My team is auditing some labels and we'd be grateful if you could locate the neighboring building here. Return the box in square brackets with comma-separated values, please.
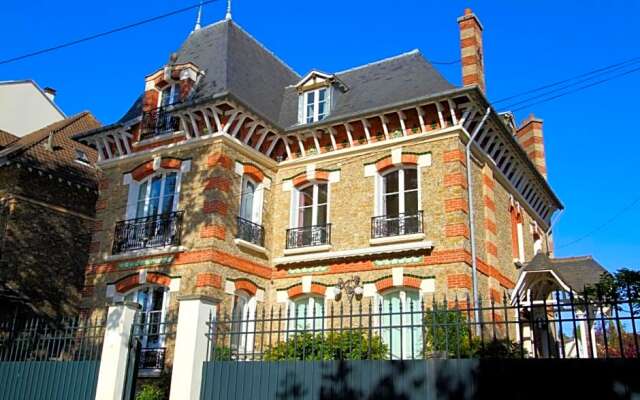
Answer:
[0, 112, 101, 319]
[76, 9, 574, 369]
[0, 80, 65, 137]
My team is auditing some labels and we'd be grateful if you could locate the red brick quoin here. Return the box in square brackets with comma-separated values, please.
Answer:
[115, 272, 171, 293]
[130, 158, 183, 181]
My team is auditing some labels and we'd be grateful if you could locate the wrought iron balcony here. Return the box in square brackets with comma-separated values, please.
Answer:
[236, 216, 265, 247]
[371, 211, 423, 239]
[140, 106, 180, 141]
[139, 347, 166, 370]
[286, 224, 332, 249]
[112, 211, 184, 254]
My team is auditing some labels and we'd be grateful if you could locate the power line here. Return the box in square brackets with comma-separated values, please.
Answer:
[493, 56, 640, 105]
[0, 0, 220, 66]
[556, 194, 640, 250]
[508, 65, 640, 112]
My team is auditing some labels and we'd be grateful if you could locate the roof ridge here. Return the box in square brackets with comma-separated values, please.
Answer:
[334, 49, 421, 76]
[228, 20, 300, 78]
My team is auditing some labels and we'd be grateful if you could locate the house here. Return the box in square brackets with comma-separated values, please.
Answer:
[0, 112, 101, 319]
[0, 80, 65, 136]
[76, 9, 576, 368]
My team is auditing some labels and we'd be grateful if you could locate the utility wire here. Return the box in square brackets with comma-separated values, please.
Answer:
[556, 194, 640, 250]
[0, 0, 220, 66]
[493, 56, 640, 105]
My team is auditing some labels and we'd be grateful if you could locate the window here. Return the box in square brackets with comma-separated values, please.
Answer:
[75, 149, 91, 166]
[289, 296, 324, 332]
[533, 232, 543, 255]
[231, 291, 256, 356]
[239, 176, 262, 223]
[373, 168, 421, 237]
[511, 207, 525, 262]
[125, 285, 168, 350]
[378, 289, 422, 360]
[159, 83, 180, 107]
[135, 172, 178, 218]
[303, 88, 329, 124]
[296, 183, 328, 228]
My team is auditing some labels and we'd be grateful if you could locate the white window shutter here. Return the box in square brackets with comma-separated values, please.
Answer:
[297, 94, 304, 124]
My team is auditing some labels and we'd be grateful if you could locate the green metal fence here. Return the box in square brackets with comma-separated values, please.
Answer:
[200, 359, 640, 400]
[0, 317, 105, 400]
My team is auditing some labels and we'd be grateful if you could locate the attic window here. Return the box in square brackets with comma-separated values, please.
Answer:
[75, 149, 91, 166]
[302, 88, 330, 124]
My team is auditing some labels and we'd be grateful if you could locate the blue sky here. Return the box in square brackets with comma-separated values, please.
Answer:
[2, 1, 638, 271]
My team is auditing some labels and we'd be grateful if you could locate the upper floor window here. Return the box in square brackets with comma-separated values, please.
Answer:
[296, 183, 328, 228]
[239, 176, 261, 223]
[303, 88, 329, 124]
[159, 83, 180, 108]
[381, 168, 419, 217]
[136, 172, 178, 218]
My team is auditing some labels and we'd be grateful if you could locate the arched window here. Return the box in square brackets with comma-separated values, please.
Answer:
[239, 176, 260, 223]
[289, 295, 324, 332]
[289, 182, 330, 248]
[135, 171, 178, 218]
[374, 167, 421, 237]
[231, 291, 257, 356]
[125, 285, 169, 351]
[378, 289, 422, 360]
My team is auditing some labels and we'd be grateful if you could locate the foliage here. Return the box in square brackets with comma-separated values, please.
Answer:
[135, 384, 164, 400]
[583, 268, 640, 315]
[211, 346, 233, 361]
[423, 309, 527, 359]
[263, 330, 388, 361]
[594, 322, 638, 358]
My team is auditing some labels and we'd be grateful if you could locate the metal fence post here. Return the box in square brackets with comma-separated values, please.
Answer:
[95, 302, 140, 400]
[169, 295, 218, 400]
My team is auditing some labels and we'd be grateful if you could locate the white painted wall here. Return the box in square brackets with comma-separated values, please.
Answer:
[0, 81, 65, 136]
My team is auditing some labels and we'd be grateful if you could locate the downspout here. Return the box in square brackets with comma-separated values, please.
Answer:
[465, 107, 491, 332]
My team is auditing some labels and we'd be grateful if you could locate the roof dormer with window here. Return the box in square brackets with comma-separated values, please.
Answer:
[295, 71, 347, 125]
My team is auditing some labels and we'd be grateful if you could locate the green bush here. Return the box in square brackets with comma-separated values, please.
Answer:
[211, 346, 233, 361]
[263, 330, 388, 361]
[135, 384, 164, 400]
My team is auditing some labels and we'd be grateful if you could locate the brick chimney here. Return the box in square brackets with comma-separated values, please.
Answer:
[457, 8, 485, 93]
[516, 114, 547, 178]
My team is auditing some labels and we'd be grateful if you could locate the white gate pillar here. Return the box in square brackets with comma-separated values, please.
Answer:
[95, 302, 140, 400]
[169, 295, 218, 400]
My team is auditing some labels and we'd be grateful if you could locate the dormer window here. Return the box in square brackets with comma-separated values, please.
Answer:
[75, 149, 91, 166]
[304, 88, 329, 124]
[159, 83, 180, 108]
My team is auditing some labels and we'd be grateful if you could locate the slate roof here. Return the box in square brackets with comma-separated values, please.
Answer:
[117, 19, 455, 131]
[0, 112, 102, 188]
[522, 253, 609, 291]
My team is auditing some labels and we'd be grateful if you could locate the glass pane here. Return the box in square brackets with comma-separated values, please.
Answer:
[240, 179, 255, 220]
[318, 89, 326, 101]
[160, 87, 172, 107]
[299, 186, 313, 207]
[136, 181, 148, 218]
[147, 176, 162, 216]
[151, 288, 164, 311]
[316, 204, 327, 226]
[384, 171, 399, 194]
[317, 184, 327, 204]
[161, 173, 177, 214]
[295, 301, 307, 331]
[405, 169, 418, 190]
[405, 191, 418, 214]
[301, 207, 313, 227]
[385, 194, 399, 216]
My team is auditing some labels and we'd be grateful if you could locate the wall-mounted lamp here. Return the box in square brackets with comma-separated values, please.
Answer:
[335, 276, 364, 302]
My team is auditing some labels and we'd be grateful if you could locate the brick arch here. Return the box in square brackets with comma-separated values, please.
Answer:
[234, 278, 260, 296]
[114, 272, 171, 293]
[374, 276, 422, 293]
[375, 154, 418, 174]
[291, 170, 330, 188]
[287, 283, 327, 299]
[242, 163, 265, 183]
[130, 157, 183, 181]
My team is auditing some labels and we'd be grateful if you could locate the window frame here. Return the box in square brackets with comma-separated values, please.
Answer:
[231, 290, 257, 355]
[375, 288, 423, 360]
[288, 295, 325, 333]
[302, 87, 330, 124]
[291, 182, 330, 229]
[375, 166, 421, 217]
[124, 284, 169, 349]
[239, 175, 263, 224]
[158, 83, 180, 108]
[126, 169, 183, 220]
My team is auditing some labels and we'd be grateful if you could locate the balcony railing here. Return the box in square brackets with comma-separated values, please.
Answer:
[236, 216, 265, 247]
[371, 211, 423, 239]
[112, 211, 184, 254]
[139, 347, 166, 370]
[140, 106, 180, 141]
[286, 224, 332, 249]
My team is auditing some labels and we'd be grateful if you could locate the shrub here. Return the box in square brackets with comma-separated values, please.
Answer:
[263, 330, 388, 361]
[136, 384, 164, 400]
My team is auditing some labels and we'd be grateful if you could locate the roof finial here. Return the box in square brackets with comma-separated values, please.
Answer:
[225, 0, 232, 20]
[193, 0, 203, 31]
